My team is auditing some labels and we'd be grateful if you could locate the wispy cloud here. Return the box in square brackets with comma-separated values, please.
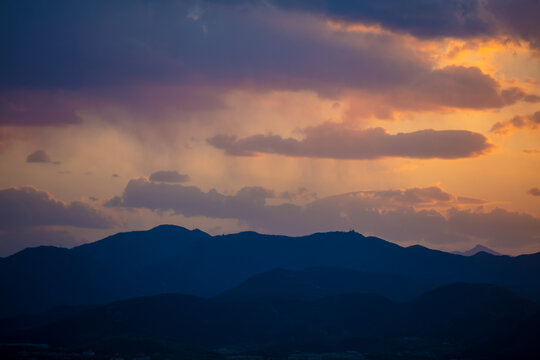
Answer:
[491, 111, 540, 134]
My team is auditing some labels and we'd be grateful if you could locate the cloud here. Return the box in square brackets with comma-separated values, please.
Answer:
[404, 68, 539, 110]
[1, 0, 536, 128]
[447, 207, 540, 248]
[490, 111, 540, 134]
[268, 0, 540, 49]
[279, 187, 318, 201]
[528, 187, 540, 197]
[108, 178, 274, 219]
[268, 0, 492, 39]
[337, 186, 485, 209]
[149, 170, 191, 183]
[208, 122, 494, 160]
[108, 178, 539, 249]
[26, 149, 51, 163]
[487, 0, 540, 50]
[0, 186, 114, 230]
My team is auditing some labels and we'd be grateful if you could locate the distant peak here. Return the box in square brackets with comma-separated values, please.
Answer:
[452, 244, 502, 256]
[150, 224, 189, 231]
[149, 225, 210, 236]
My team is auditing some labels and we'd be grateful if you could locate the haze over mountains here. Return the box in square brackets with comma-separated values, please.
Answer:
[1, 225, 539, 359]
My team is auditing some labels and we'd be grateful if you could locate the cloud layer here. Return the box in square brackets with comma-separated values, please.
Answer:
[208, 123, 494, 160]
[0, 186, 113, 230]
[269, 0, 540, 48]
[108, 178, 540, 249]
[1, 1, 537, 127]
[0, 186, 114, 256]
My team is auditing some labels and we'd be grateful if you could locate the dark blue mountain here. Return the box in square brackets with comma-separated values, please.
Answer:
[1, 225, 539, 318]
[216, 267, 441, 302]
[0, 246, 131, 317]
[2, 283, 538, 359]
[73, 224, 210, 272]
[143, 230, 540, 299]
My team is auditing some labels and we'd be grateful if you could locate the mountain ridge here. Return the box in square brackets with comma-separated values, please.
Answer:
[1, 225, 539, 318]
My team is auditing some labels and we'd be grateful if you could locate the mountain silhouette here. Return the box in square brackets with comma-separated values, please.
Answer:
[73, 225, 210, 272]
[1, 225, 539, 318]
[1, 283, 538, 359]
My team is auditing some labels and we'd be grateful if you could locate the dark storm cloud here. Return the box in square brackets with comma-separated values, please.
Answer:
[208, 122, 494, 160]
[149, 170, 191, 183]
[1, 0, 536, 127]
[268, 0, 492, 38]
[267, 0, 540, 48]
[487, 0, 540, 49]
[0, 0, 417, 90]
[490, 111, 540, 134]
[109, 179, 539, 248]
[26, 150, 51, 163]
[0, 186, 114, 230]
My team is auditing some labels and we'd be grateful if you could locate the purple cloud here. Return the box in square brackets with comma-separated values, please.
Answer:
[208, 122, 494, 160]
[149, 170, 191, 183]
[1, 1, 537, 127]
[0, 186, 114, 230]
[267, 0, 540, 49]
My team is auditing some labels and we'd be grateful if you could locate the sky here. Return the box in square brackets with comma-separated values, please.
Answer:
[1, 0, 539, 256]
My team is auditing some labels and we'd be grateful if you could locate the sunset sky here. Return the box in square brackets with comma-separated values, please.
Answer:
[1, 0, 539, 256]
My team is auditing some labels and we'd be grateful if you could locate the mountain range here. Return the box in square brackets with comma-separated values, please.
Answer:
[1, 225, 539, 318]
[1, 225, 539, 359]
